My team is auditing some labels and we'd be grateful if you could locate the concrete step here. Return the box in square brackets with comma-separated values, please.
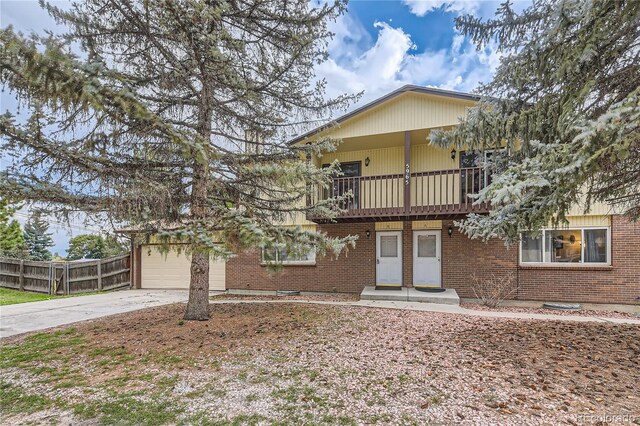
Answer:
[360, 286, 460, 305]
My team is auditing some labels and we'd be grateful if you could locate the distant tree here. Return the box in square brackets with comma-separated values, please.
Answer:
[0, 198, 27, 258]
[66, 234, 126, 260]
[23, 212, 54, 261]
[431, 0, 640, 242]
[52, 252, 65, 261]
[0, 1, 356, 320]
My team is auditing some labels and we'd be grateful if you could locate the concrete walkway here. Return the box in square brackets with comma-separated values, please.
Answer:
[210, 299, 640, 325]
[0, 290, 189, 338]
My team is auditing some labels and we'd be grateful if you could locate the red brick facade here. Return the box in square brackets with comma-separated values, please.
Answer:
[440, 219, 518, 298]
[226, 223, 375, 293]
[226, 216, 640, 305]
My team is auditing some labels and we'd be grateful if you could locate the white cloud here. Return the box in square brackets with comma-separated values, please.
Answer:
[357, 22, 415, 81]
[317, 19, 417, 103]
[317, 18, 502, 108]
[401, 0, 481, 17]
[401, 0, 532, 19]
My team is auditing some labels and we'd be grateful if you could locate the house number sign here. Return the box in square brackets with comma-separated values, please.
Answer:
[405, 163, 410, 185]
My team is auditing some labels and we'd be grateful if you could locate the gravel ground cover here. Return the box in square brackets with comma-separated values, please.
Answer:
[1, 303, 638, 425]
[461, 303, 640, 319]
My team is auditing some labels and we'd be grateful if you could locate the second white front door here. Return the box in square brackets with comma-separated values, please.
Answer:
[376, 231, 402, 285]
[413, 230, 441, 287]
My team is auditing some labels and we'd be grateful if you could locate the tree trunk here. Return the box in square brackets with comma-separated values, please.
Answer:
[184, 160, 211, 320]
[184, 250, 210, 320]
[184, 84, 213, 321]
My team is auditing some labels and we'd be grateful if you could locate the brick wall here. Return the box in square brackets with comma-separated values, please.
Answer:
[225, 216, 640, 304]
[402, 221, 413, 287]
[441, 220, 519, 298]
[226, 222, 375, 293]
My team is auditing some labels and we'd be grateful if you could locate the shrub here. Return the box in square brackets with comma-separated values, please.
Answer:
[470, 273, 516, 308]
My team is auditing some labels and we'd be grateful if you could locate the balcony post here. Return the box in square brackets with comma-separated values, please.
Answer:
[404, 130, 411, 214]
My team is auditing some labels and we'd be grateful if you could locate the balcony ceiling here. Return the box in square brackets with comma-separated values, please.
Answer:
[333, 127, 454, 152]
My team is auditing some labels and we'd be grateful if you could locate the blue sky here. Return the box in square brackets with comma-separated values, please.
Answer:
[0, 0, 529, 254]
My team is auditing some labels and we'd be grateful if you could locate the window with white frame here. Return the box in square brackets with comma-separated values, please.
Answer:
[261, 247, 316, 265]
[520, 228, 609, 264]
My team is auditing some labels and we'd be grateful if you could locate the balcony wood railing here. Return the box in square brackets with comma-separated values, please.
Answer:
[308, 167, 490, 221]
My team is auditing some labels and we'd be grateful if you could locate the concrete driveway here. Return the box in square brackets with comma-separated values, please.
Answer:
[0, 290, 190, 339]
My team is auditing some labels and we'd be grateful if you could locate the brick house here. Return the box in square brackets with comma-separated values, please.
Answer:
[131, 85, 640, 305]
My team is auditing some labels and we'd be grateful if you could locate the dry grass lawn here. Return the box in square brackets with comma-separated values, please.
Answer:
[1, 302, 638, 425]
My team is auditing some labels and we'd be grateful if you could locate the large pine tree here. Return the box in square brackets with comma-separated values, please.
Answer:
[23, 211, 54, 261]
[431, 0, 639, 242]
[0, 1, 355, 319]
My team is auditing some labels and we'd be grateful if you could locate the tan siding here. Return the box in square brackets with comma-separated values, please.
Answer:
[281, 209, 316, 226]
[375, 221, 403, 230]
[411, 142, 457, 173]
[412, 220, 443, 230]
[567, 202, 618, 217]
[559, 215, 611, 228]
[314, 93, 473, 140]
[321, 146, 404, 176]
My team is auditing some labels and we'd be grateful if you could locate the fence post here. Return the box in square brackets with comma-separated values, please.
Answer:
[64, 263, 70, 295]
[19, 260, 24, 291]
[48, 263, 53, 295]
[97, 259, 103, 291]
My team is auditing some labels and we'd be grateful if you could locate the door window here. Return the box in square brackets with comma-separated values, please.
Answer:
[417, 234, 437, 257]
[380, 236, 398, 257]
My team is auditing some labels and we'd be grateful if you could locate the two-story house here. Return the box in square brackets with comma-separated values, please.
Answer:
[132, 85, 639, 305]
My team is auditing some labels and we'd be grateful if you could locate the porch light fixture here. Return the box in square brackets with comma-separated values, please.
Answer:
[365, 229, 371, 239]
[365, 157, 370, 167]
[448, 225, 453, 238]
[450, 148, 457, 161]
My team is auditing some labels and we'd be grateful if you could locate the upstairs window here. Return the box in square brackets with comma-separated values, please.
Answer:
[520, 228, 610, 265]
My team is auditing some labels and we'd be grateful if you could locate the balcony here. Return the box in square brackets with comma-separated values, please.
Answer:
[308, 167, 490, 222]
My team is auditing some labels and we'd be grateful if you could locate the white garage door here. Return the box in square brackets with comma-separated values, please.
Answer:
[140, 246, 225, 290]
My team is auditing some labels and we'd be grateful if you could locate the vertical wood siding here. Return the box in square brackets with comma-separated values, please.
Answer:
[314, 93, 473, 140]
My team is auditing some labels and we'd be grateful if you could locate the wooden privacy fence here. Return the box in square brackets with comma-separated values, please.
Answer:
[0, 253, 131, 295]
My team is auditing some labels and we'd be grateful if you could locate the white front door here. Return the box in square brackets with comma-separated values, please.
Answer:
[376, 231, 403, 286]
[413, 230, 441, 287]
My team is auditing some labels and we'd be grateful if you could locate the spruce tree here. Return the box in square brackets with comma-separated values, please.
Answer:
[0, 1, 355, 319]
[23, 212, 54, 261]
[0, 198, 27, 258]
[430, 0, 639, 243]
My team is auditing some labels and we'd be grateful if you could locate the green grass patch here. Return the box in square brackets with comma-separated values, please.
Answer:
[0, 328, 86, 368]
[0, 287, 99, 306]
[0, 287, 60, 305]
[73, 392, 183, 426]
[0, 381, 54, 415]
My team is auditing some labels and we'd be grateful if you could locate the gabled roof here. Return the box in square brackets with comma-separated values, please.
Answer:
[289, 85, 479, 145]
